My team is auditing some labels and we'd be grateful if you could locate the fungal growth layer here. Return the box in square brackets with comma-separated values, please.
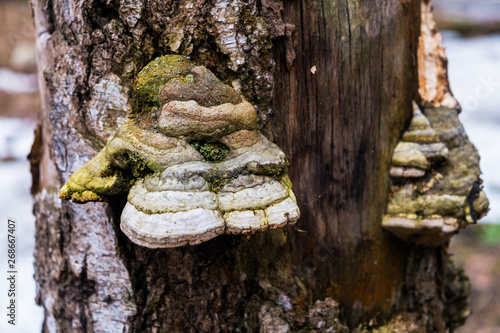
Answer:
[59, 55, 300, 248]
[383, 102, 489, 246]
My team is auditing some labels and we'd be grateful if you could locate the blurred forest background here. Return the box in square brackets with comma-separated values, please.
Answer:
[0, 0, 498, 332]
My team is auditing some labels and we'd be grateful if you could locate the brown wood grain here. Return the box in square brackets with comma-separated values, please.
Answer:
[271, 0, 419, 323]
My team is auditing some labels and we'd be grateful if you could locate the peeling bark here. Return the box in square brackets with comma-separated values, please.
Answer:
[418, 0, 458, 109]
[30, 0, 475, 332]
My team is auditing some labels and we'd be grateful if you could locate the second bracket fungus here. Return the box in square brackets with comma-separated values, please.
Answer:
[59, 55, 300, 248]
[383, 102, 488, 246]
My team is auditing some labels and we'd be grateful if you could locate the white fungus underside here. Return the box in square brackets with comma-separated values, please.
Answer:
[121, 197, 300, 248]
[382, 215, 459, 247]
[121, 160, 300, 248]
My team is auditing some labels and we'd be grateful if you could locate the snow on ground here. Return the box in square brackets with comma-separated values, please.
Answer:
[442, 31, 500, 224]
[434, 0, 500, 24]
[0, 117, 44, 332]
[0, 69, 37, 94]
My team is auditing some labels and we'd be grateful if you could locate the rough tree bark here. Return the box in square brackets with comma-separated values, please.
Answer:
[30, 0, 475, 332]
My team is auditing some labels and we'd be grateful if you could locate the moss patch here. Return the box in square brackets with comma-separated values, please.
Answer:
[208, 177, 232, 194]
[190, 140, 229, 163]
[134, 55, 195, 112]
[129, 151, 152, 177]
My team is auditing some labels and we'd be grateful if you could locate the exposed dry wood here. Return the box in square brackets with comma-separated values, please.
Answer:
[418, 0, 458, 108]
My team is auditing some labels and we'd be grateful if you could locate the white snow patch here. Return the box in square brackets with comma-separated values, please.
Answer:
[0, 68, 38, 94]
[0, 118, 44, 332]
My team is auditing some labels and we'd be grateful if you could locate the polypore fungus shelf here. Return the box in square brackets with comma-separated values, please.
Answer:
[59, 55, 300, 248]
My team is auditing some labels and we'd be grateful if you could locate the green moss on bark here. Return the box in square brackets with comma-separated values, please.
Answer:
[133, 55, 195, 112]
[190, 140, 230, 163]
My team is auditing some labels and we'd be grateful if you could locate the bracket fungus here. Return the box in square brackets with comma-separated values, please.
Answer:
[383, 102, 489, 246]
[59, 55, 300, 248]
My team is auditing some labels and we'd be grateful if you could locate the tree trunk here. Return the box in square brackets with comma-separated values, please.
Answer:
[30, 0, 476, 332]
